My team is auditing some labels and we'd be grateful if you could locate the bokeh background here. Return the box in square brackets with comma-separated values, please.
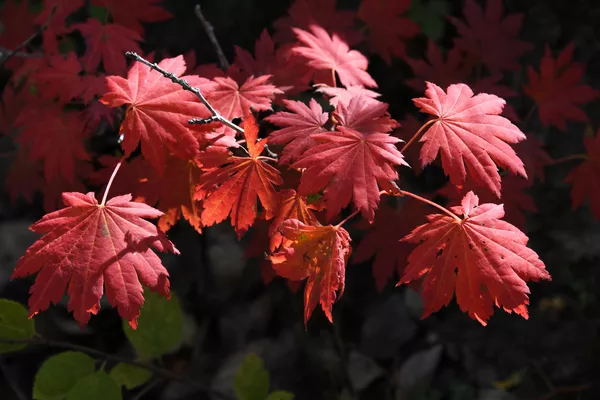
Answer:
[1, 0, 600, 399]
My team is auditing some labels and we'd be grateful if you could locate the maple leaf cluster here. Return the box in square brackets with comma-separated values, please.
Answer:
[2, 0, 597, 329]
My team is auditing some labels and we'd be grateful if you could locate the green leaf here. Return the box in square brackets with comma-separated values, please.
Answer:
[408, 0, 449, 41]
[0, 299, 36, 353]
[89, 5, 109, 24]
[109, 362, 152, 390]
[123, 291, 183, 359]
[267, 391, 295, 400]
[234, 353, 270, 400]
[33, 351, 96, 400]
[66, 371, 122, 400]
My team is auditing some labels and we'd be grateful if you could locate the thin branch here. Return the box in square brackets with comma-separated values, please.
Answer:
[545, 154, 587, 166]
[101, 155, 125, 206]
[401, 119, 435, 154]
[125, 52, 244, 135]
[0, 5, 57, 68]
[0, 338, 233, 400]
[0, 47, 44, 59]
[335, 209, 360, 228]
[394, 189, 462, 222]
[194, 4, 230, 70]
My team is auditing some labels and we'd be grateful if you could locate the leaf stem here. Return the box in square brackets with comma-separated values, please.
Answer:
[125, 52, 244, 135]
[194, 5, 230, 71]
[545, 154, 587, 166]
[397, 189, 462, 222]
[401, 119, 435, 154]
[0, 337, 234, 400]
[257, 156, 278, 162]
[335, 209, 360, 228]
[101, 156, 125, 206]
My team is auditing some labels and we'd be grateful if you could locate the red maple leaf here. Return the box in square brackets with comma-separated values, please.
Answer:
[315, 84, 381, 107]
[471, 74, 519, 122]
[357, 0, 419, 64]
[32, 52, 84, 104]
[15, 107, 89, 183]
[565, 131, 600, 220]
[198, 116, 283, 237]
[292, 125, 407, 222]
[72, 19, 143, 75]
[269, 189, 321, 252]
[265, 99, 329, 164]
[206, 74, 282, 126]
[12, 192, 179, 327]
[273, 0, 362, 46]
[233, 30, 312, 94]
[5, 149, 44, 205]
[514, 136, 551, 183]
[36, 0, 84, 55]
[91, 0, 173, 35]
[406, 42, 519, 121]
[400, 191, 550, 325]
[101, 55, 213, 172]
[523, 43, 599, 131]
[449, 0, 532, 72]
[292, 25, 377, 89]
[0, 84, 26, 137]
[80, 74, 109, 104]
[82, 100, 117, 136]
[42, 161, 94, 213]
[438, 175, 537, 231]
[405, 41, 472, 93]
[413, 82, 526, 197]
[0, 0, 38, 49]
[139, 155, 204, 234]
[353, 198, 428, 292]
[270, 219, 351, 325]
[334, 95, 399, 135]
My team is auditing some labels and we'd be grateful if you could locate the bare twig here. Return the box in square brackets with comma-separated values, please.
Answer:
[125, 52, 243, 134]
[0, 337, 233, 400]
[0, 47, 44, 59]
[194, 4, 230, 71]
[0, 5, 57, 68]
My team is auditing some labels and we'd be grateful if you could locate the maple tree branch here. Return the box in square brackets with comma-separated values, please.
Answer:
[194, 4, 230, 71]
[101, 155, 125, 206]
[401, 119, 435, 154]
[0, 337, 234, 400]
[125, 52, 244, 134]
[545, 154, 587, 166]
[335, 209, 360, 228]
[396, 189, 462, 222]
[0, 5, 57, 68]
[0, 47, 44, 59]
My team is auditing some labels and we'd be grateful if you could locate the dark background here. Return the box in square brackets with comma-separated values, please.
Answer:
[1, 0, 600, 399]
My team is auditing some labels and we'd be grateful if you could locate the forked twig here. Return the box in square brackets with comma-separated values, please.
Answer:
[0, 5, 57, 68]
[125, 51, 243, 134]
[194, 4, 230, 71]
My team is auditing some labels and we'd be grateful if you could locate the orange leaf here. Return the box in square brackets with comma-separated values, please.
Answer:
[198, 115, 283, 237]
[270, 219, 351, 325]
